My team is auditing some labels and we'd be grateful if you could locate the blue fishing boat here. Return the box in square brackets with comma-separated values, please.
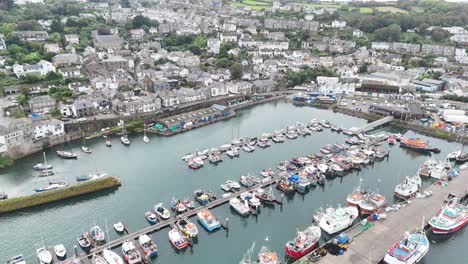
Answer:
[145, 211, 158, 225]
[197, 209, 221, 232]
[194, 190, 210, 205]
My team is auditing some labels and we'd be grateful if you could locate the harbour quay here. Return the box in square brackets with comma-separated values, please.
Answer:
[296, 169, 468, 264]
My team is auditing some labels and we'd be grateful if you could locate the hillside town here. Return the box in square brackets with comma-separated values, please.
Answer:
[0, 0, 467, 160]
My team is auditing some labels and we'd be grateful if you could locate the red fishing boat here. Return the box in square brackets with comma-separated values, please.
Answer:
[285, 225, 321, 259]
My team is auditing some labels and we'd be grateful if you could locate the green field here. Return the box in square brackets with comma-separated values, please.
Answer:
[296, 2, 343, 8]
[375, 6, 408, 14]
[231, 0, 272, 10]
[358, 7, 373, 13]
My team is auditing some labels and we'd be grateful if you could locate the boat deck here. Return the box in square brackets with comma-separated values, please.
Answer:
[299, 169, 468, 264]
[72, 176, 281, 262]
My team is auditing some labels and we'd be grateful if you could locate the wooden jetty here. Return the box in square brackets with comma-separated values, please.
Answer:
[71, 176, 281, 262]
[296, 169, 468, 264]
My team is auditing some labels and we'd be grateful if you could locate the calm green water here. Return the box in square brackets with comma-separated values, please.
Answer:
[0, 101, 466, 263]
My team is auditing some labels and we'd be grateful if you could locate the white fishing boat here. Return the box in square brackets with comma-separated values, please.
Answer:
[81, 145, 92, 153]
[155, 203, 171, 220]
[138, 234, 158, 258]
[226, 147, 240, 157]
[394, 175, 421, 200]
[36, 247, 52, 264]
[429, 160, 451, 180]
[103, 249, 124, 264]
[53, 244, 67, 259]
[105, 138, 112, 147]
[226, 180, 241, 190]
[169, 228, 188, 250]
[122, 240, 142, 264]
[143, 124, 150, 143]
[319, 206, 358, 234]
[240, 191, 262, 208]
[230, 197, 250, 216]
[92, 254, 107, 264]
[192, 157, 204, 166]
[8, 255, 26, 264]
[114, 222, 124, 233]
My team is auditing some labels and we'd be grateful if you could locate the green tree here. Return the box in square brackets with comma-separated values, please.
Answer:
[430, 28, 450, 42]
[50, 107, 63, 118]
[16, 93, 28, 106]
[188, 45, 201, 55]
[373, 24, 401, 42]
[230, 63, 243, 80]
[16, 20, 43, 31]
[50, 20, 64, 33]
[0, 0, 14, 10]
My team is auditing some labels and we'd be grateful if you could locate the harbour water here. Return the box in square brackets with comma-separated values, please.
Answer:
[0, 101, 466, 263]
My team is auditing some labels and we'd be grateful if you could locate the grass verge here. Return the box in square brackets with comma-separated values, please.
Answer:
[0, 176, 121, 214]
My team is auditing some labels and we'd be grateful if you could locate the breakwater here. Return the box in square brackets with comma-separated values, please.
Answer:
[0, 176, 121, 214]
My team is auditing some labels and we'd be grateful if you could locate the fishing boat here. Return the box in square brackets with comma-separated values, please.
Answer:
[37, 170, 55, 177]
[105, 138, 112, 147]
[36, 247, 52, 264]
[183, 198, 196, 209]
[90, 225, 105, 243]
[120, 133, 130, 146]
[53, 244, 67, 259]
[221, 183, 231, 192]
[240, 191, 262, 208]
[139, 234, 157, 258]
[399, 138, 439, 153]
[227, 147, 240, 157]
[154, 203, 171, 220]
[240, 175, 255, 187]
[254, 187, 276, 204]
[92, 254, 107, 264]
[57, 150, 78, 159]
[285, 225, 321, 259]
[171, 199, 187, 214]
[197, 209, 222, 231]
[230, 197, 250, 216]
[429, 198, 468, 234]
[194, 190, 211, 205]
[209, 153, 223, 164]
[176, 217, 199, 238]
[388, 136, 396, 145]
[103, 249, 124, 264]
[188, 159, 202, 169]
[8, 255, 26, 264]
[394, 175, 421, 200]
[258, 246, 281, 264]
[122, 240, 142, 264]
[276, 178, 295, 193]
[358, 192, 387, 215]
[346, 179, 366, 207]
[34, 181, 68, 192]
[169, 228, 188, 250]
[143, 124, 150, 143]
[383, 227, 429, 264]
[260, 168, 274, 178]
[76, 171, 107, 182]
[243, 144, 255, 152]
[456, 152, 468, 164]
[145, 211, 158, 225]
[319, 206, 359, 234]
[286, 130, 298, 139]
[113, 222, 124, 233]
[272, 134, 285, 143]
[77, 233, 91, 249]
[226, 180, 241, 190]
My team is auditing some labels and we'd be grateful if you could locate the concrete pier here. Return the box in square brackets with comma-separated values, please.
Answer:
[298, 169, 468, 264]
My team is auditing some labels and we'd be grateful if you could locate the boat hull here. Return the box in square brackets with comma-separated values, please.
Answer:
[429, 220, 468, 234]
[285, 241, 318, 259]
